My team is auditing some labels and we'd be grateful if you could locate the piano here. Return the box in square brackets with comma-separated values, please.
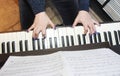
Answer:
[0, 21, 120, 54]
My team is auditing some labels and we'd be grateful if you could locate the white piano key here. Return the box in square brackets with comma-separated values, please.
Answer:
[66, 27, 76, 46]
[18, 31, 26, 52]
[0, 33, 5, 54]
[91, 34, 96, 44]
[96, 33, 102, 43]
[15, 32, 22, 52]
[25, 31, 33, 51]
[1, 33, 9, 54]
[38, 32, 48, 49]
[99, 32, 105, 43]
[106, 32, 110, 44]
[111, 31, 116, 46]
[0, 33, 3, 54]
[57, 27, 67, 47]
[6, 33, 14, 53]
[46, 28, 56, 48]
[33, 39, 38, 50]
[54, 28, 59, 48]
[32, 34, 39, 50]
[118, 31, 120, 45]
[38, 32, 43, 50]
[9, 32, 17, 53]
[43, 35, 48, 49]
[85, 34, 90, 44]
[46, 28, 54, 49]
[74, 26, 84, 45]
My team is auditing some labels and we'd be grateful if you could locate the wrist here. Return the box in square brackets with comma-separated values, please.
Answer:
[35, 11, 46, 17]
[78, 10, 88, 14]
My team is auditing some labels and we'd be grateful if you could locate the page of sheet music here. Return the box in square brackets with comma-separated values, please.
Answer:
[0, 52, 69, 76]
[61, 48, 120, 76]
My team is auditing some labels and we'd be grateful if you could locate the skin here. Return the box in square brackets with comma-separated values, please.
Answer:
[28, 10, 99, 39]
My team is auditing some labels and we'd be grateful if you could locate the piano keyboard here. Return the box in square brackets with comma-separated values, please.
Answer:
[0, 22, 120, 54]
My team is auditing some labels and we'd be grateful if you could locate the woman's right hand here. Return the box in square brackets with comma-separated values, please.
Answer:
[28, 12, 55, 39]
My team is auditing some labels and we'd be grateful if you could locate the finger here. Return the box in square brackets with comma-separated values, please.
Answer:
[92, 24, 96, 33]
[28, 24, 35, 32]
[33, 27, 41, 39]
[42, 28, 46, 38]
[83, 25, 89, 34]
[92, 20, 100, 26]
[72, 19, 78, 27]
[89, 23, 95, 34]
[49, 20, 55, 29]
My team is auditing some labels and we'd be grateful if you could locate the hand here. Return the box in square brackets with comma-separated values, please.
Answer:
[28, 12, 55, 39]
[73, 10, 99, 34]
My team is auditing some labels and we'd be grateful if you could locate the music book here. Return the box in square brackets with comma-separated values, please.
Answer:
[0, 48, 120, 76]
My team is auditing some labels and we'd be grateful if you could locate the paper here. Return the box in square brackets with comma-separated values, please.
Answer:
[61, 48, 120, 76]
[0, 48, 120, 76]
[0, 52, 68, 76]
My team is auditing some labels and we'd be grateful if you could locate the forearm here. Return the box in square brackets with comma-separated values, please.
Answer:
[26, 0, 45, 15]
[79, 0, 89, 11]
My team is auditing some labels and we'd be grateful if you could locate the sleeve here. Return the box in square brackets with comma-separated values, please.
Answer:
[79, 0, 89, 11]
[26, 0, 45, 15]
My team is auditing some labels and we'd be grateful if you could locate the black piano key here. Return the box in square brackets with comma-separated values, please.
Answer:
[54, 37, 58, 48]
[114, 31, 119, 45]
[49, 38, 53, 48]
[42, 39, 45, 49]
[71, 35, 74, 46]
[12, 41, 15, 53]
[2, 42, 5, 54]
[108, 31, 113, 46]
[32, 39, 36, 50]
[7, 42, 10, 53]
[89, 34, 93, 44]
[61, 36, 65, 47]
[98, 33, 101, 43]
[66, 36, 70, 46]
[19, 40, 23, 52]
[25, 40, 28, 51]
[77, 35, 81, 45]
[104, 32, 108, 42]
[118, 30, 120, 44]
[93, 33, 97, 43]
[82, 34, 86, 44]
[37, 39, 40, 50]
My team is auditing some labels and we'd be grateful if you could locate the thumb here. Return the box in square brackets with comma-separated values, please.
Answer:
[72, 18, 78, 28]
[92, 19, 99, 26]
[28, 24, 35, 32]
[49, 20, 55, 29]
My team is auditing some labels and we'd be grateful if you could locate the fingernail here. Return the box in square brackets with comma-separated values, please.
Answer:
[89, 34, 92, 37]
[54, 27, 56, 30]
[83, 34, 86, 36]
[42, 36, 46, 40]
[26, 30, 29, 33]
[95, 31, 99, 34]
[32, 38, 38, 40]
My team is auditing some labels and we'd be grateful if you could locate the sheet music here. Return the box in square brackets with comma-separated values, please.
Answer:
[61, 48, 120, 76]
[0, 52, 68, 76]
[0, 48, 120, 76]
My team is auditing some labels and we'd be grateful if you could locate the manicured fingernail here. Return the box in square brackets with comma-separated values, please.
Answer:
[83, 34, 86, 36]
[32, 38, 38, 40]
[54, 27, 56, 30]
[89, 34, 92, 37]
[42, 36, 46, 40]
[26, 30, 29, 32]
[95, 31, 99, 34]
